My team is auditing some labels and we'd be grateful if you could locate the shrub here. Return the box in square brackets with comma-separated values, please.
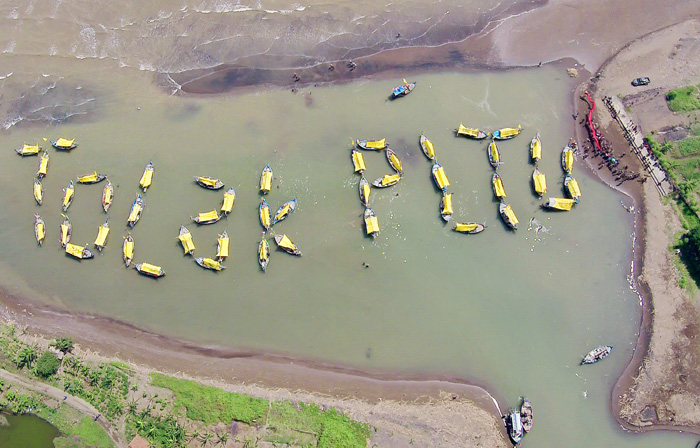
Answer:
[35, 351, 60, 378]
[50, 337, 74, 354]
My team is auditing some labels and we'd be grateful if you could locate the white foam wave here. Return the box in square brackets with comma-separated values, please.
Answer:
[0, 72, 13, 80]
[4, 40, 15, 53]
[7, 7, 19, 19]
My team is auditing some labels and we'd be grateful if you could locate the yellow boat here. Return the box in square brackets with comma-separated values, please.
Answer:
[364, 207, 380, 237]
[492, 173, 507, 199]
[192, 210, 221, 225]
[216, 230, 230, 260]
[359, 177, 371, 207]
[139, 161, 154, 192]
[37, 150, 49, 178]
[543, 197, 576, 211]
[259, 164, 273, 193]
[34, 214, 45, 245]
[259, 198, 271, 230]
[135, 262, 165, 278]
[102, 180, 113, 212]
[59, 214, 71, 248]
[220, 187, 236, 215]
[356, 138, 386, 150]
[195, 257, 225, 271]
[123, 234, 134, 267]
[93, 219, 110, 251]
[499, 202, 519, 230]
[488, 140, 501, 169]
[456, 124, 488, 139]
[492, 125, 522, 140]
[440, 192, 454, 222]
[561, 141, 575, 173]
[65, 242, 94, 259]
[52, 138, 76, 150]
[33, 178, 43, 205]
[530, 133, 542, 162]
[532, 167, 547, 197]
[127, 194, 145, 227]
[453, 222, 486, 234]
[431, 162, 450, 191]
[259, 235, 270, 271]
[62, 180, 74, 212]
[16, 143, 41, 156]
[194, 176, 224, 190]
[372, 173, 401, 188]
[386, 148, 403, 174]
[274, 233, 302, 256]
[273, 199, 297, 225]
[77, 171, 107, 184]
[178, 225, 196, 255]
[564, 175, 582, 202]
[419, 134, 436, 160]
[351, 148, 366, 173]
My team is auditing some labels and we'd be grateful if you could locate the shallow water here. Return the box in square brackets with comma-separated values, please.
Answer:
[0, 413, 60, 447]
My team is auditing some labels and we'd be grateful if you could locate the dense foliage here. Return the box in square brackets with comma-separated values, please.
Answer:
[666, 85, 700, 112]
[35, 351, 60, 378]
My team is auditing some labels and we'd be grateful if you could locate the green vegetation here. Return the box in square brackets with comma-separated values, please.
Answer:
[666, 85, 700, 112]
[37, 404, 113, 448]
[35, 351, 60, 378]
[126, 409, 186, 448]
[62, 357, 130, 419]
[50, 337, 74, 354]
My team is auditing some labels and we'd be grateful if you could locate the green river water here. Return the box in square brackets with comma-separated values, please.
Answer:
[0, 412, 59, 447]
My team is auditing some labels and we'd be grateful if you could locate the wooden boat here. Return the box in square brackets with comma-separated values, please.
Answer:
[93, 219, 110, 251]
[561, 141, 575, 173]
[364, 207, 380, 237]
[259, 198, 271, 230]
[59, 214, 71, 248]
[194, 176, 224, 190]
[259, 164, 273, 193]
[488, 140, 501, 169]
[431, 162, 450, 191]
[216, 230, 230, 261]
[356, 138, 386, 151]
[581, 345, 613, 365]
[220, 187, 236, 215]
[440, 193, 453, 222]
[37, 150, 49, 178]
[178, 225, 196, 255]
[16, 143, 41, 156]
[564, 174, 582, 202]
[372, 173, 401, 188]
[273, 199, 297, 225]
[34, 214, 45, 246]
[123, 234, 134, 267]
[543, 197, 575, 211]
[359, 177, 371, 207]
[102, 180, 113, 212]
[77, 171, 107, 184]
[274, 233, 302, 256]
[192, 210, 222, 225]
[386, 148, 403, 174]
[65, 242, 94, 260]
[530, 133, 542, 163]
[499, 202, 519, 230]
[259, 235, 270, 272]
[391, 79, 416, 98]
[419, 134, 436, 160]
[492, 125, 522, 140]
[139, 161, 154, 192]
[453, 222, 485, 234]
[492, 173, 507, 199]
[506, 409, 524, 444]
[456, 124, 488, 140]
[52, 138, 77, 150]
[532, 167, 547, 196]
[33, 178, 43, 205]
[61, 180, 74, 212]
[135, 262, 165, 278]
[195, 257, 225, 271]
[520, 398, 533, 433]
[351, 148, 366, 173]
[127, 194, 145, 227]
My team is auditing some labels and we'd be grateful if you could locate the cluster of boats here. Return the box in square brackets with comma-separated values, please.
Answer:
[541, 139, 583, 211]
[505, 397, 533, 445]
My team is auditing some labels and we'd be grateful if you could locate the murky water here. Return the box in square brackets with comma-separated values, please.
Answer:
[0, 413, 60, 447]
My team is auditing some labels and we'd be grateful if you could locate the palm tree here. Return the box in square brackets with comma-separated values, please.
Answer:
[199, 431, 214, 447]
[125, 398, 139, 415]
[216, 431, 229, 445]
[15, 346, 37, 368]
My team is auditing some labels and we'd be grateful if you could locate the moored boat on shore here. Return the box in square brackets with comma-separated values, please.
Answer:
[564, 174, 582, 202]
[581, 345, 613, 364]
[391, 79, 416, 98]
[456, 124, 488, 140]
[34, 214, 45, 246]
[51, 138, 76, 150]
[356, 138, 386, 151]
[259, 164, 273, 193]
[530, 133, 542, 163]
[273, 199, 297, 225]
[178, 225, 196, 255]
[139, 161, 154, 192]
[195, 257, 225, 271]
[59, 214, 71, 248]
[372, 173, 401, 188]
[419, 134, 436, 160]
[16, 143, 41, 156]
[488, 140, 501, 169]
[351, 148, 366, 173]
[506, 409, 524, 444]
[259, 235, 270, 271]
[274, 233, 302, 256]
[192, 210, 222, 225]
[492, 125, 522, 140]
[33, 178, 43, 205]
[135, 262, 165, 278]
[65, 242, 94, 260]
[123, 234, 134, 267]
[194, 176, 224, 190]
[431, 162, 450, 191]
[216, 230, 229, 261]
[93, 219, 110, 251]
[364, 207, 380, 237]
[492, 172, 507, 199]
[221, 187, 236, 215]
[532, 167, 547, 197]
[37, 150, 49, 178]
[499, 202, 519, 230]
[520, 398, 533, 433]
[102, 180, 113, 212]
[543, 197, 575, 211]
[453, 222, 485, 234]
[386, 148, 403, 174]
[127, 194, 144, 227]
[259, 198, 271, 230]
[359, 177, 371, 207]
[561, 141, 575, 173]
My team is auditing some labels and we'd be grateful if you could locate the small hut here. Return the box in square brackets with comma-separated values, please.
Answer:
[129, 435, 151, 448]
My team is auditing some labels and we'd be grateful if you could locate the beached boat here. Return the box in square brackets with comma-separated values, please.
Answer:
[386, 148, 403, 174]
[16, 143, 41, 156]
[65, 242, 94, 260]
[37, 150, 49, 178]
[391, 79, 416, 98]
[192, 210, 222, 225]
[581, 345, 613, 365]
[351, 148, 366, 173]
[59, 214, 71, 248]
[499, 202, 519, 230]
[135, 262, 165, 278]
[194, 176, 224, 190]
[34, 214, 45, 246]
[274, 233, 302, 256]
[259, 198, 271, 230]
[259, 236, 270, 271]
[259, 164, 273, 193]
[195, 257, 225, 271]
[372, 173, 401, 188]
[532, 167, 547, 196]
[33, 178, 43, 205]
[492, 173, 507, 199]
[561, 141, 575, 173]
[273, 199, 297, 225]
[453, 222, 485, 234]
[520, 398, 533, 433]
[216, 230, 229, 261]
[488, 140, 501, 169]
[492, 125, 522, 140]
[419, 134, 436, 160]
[543, 197, 575, 211]
[93, 219, 110, 251]
[51, 138, 77, 150]
[178, 225, 196, 255]
[440, 193, 454, 222]
[102, 180, 113, 212]
[431, 162, 450, 191]
[506, 409, 524, 444]
[139, 161, 154, 192]
[61, 180, 75, 212]
[220, 187, 236, 215]
[530, 133, 542, 163]
[123, 235, 134, 267]
[127, 194, 145, 227]
[564, 174, 582, 202]
[356, 138, 386, 151]
[456, 124, 488, 140]
[364, 207, 380, 237]
[77, 171, 107, 184]
[359, 177, 371, 207]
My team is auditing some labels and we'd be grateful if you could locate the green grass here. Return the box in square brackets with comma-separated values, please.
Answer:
[667, 85, 700, 112]
[678, 137, 700, 157]
[37, 404, 114, 448]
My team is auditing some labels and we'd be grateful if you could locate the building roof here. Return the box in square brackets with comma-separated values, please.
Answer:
[129, 435, 151, 448]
